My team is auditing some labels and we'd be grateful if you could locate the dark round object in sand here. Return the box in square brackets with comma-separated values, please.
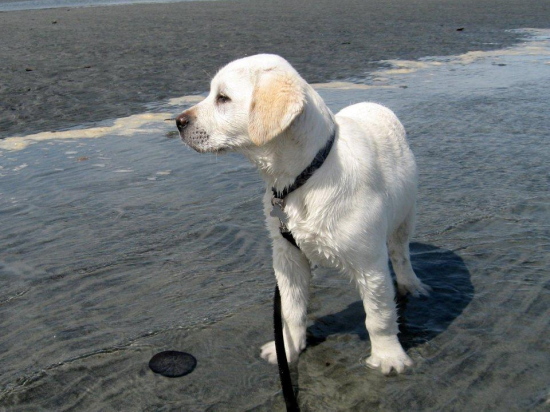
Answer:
[149, 351, 197, 377]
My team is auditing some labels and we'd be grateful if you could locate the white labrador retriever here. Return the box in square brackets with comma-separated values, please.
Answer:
[176, 54, 429, 374]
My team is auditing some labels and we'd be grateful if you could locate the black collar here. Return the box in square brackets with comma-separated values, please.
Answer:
[271, 130, 336, 200]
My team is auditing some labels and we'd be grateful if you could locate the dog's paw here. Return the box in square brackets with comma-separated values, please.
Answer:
[260, 341, 279, 364]
[366, 336, 413, 375]
[366, 351, 413, 375]
[260, 341, 301, 364]
[397, 279, 431, 297]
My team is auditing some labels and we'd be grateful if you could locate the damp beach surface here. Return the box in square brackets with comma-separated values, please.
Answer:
[1, 1, 550, 410]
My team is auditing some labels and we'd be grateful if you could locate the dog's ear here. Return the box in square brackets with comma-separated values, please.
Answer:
[248, 70, 305, 146]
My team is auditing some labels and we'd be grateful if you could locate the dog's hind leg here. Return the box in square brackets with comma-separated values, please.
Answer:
[260, 236, 311, 364]
[388, 209, 430, 297]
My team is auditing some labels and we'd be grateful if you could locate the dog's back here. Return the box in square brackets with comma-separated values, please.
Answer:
[335, 102, 418, 235]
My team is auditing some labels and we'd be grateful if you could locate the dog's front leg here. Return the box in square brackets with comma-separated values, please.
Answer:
[354, 253, 413, 375]
[260, 236, 311, 364]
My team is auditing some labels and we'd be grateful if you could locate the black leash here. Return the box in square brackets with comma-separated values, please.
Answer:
[271, 130, 335, 411]
[274, 285, 300, 412]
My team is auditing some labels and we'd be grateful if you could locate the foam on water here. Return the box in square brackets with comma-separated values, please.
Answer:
[1, 29, 549, 152]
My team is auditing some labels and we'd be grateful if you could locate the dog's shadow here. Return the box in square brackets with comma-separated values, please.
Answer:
[307, 243, 473, 349]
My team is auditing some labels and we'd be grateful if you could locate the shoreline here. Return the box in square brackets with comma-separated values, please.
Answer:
[1, 0, 549, 139]
[0, 0, 214, 12]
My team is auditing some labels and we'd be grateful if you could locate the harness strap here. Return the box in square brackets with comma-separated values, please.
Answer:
[280, 229, 299, 249]
[271, 130, 336, 249]
[272, 130, 336, 201]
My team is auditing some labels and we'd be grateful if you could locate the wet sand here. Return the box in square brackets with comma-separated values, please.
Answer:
[1, 0, 550, 139]
[0, 1, 550, 411]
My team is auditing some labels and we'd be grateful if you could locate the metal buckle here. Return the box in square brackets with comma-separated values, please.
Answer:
[270, 196, 289, 228]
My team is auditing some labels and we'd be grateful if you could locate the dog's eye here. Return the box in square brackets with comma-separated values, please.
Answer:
[216, 93, 231, 104]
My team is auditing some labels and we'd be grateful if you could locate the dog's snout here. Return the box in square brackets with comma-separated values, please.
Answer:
[176, 113, 192, 132]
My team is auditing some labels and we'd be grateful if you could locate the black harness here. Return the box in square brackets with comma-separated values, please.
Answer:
[270, 130, 335, 411]
[270, 131, 336, 248]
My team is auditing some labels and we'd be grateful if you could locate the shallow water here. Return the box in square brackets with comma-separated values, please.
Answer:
[0, 29, 549, 411]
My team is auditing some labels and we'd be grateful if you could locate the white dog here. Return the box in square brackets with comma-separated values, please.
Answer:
[176, 54, 429, 374]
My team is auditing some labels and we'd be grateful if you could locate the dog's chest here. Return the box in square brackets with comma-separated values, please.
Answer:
[277, 191, 347, 268]
[290, 219, 344, 269]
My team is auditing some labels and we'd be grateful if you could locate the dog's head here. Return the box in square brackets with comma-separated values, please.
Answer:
[176, 54, 306, 153]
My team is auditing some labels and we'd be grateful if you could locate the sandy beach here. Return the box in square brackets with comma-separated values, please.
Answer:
[1, 0, 549, 139]
[0, 1, 549, 411]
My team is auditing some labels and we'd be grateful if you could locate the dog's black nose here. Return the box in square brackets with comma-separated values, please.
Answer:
[176, 113, 191, 132]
